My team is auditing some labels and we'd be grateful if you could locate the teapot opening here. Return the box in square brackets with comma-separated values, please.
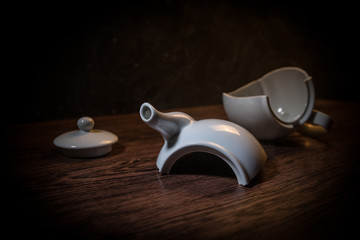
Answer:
[141, 105, 152, 120]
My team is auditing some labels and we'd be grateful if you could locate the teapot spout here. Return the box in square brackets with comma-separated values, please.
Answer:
[140, 102, 194, 142]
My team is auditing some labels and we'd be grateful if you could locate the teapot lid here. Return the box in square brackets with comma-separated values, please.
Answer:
[54, 117, 118, 158]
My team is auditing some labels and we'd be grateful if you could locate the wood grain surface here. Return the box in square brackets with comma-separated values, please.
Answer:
[5, 99, 360, 239]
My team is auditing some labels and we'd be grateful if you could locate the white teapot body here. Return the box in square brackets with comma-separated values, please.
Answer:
[140, 102, 267, 185]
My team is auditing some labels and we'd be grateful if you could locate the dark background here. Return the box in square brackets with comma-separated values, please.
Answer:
[8, 1, 358, 124]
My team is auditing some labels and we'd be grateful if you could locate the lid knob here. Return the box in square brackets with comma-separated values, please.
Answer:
[77, 117, 95, 132]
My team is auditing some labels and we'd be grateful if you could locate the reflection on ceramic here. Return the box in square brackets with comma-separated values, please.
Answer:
[54, 117, 118, 158]
[140, 102, 267, 185]
[223, 67, 332, 140]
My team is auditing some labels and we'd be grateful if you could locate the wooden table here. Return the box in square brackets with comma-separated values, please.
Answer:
[5, 99, 360, 239]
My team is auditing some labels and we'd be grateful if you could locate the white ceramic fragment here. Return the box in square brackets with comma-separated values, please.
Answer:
[140, 102, 267, 185]
[223, 67, 332, 140]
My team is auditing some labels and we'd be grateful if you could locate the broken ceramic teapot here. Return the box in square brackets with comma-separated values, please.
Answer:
[140, 102, 266, 185]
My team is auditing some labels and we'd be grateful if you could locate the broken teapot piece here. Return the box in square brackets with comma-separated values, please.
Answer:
[223, 67, 332, 140]
[140, 102, 267, 185]
[54, 116, 118, 158]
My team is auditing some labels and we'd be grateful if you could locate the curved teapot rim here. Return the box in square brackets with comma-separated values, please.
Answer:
[223, 66, 310, 95]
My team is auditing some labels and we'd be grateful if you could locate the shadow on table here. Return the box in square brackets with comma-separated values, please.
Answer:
[169, 152, 274, 188]
[169, 152, 236, 179]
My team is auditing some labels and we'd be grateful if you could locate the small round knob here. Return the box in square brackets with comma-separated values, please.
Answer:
[77, 117, 94, 132]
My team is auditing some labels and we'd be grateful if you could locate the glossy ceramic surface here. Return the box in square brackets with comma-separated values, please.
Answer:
[140, 102, 267, 185]
[53, 117, 118, 158]
[223, 67, 332, 140]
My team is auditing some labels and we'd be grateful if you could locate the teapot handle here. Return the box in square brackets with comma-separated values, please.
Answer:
[297, 110, 332, 136]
